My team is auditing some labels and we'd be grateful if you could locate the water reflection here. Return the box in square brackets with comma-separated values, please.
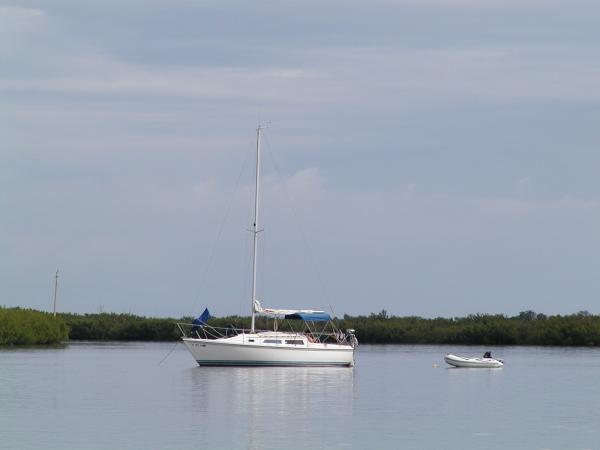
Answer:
[186, 367, 354, 450]
[4, 343, 600, 450]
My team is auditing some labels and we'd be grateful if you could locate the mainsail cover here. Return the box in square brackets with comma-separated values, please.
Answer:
[253, 300, 330, 321]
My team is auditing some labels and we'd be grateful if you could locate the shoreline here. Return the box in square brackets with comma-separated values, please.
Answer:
[3, 308, 600, 347]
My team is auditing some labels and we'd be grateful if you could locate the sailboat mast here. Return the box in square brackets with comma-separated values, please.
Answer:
[53, 269, 59, 318]
[250, 126, 262, 334]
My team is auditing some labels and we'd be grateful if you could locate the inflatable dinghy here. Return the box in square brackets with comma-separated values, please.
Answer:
[444, 353, 503, 368]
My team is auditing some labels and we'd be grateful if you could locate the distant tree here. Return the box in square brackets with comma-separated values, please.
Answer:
[518, 310, 537, 321]
[369, 310, 389, 320]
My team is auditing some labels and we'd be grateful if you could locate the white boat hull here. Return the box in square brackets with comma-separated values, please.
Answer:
[183, 336, 354, 367]
[444, 353, 503, 368]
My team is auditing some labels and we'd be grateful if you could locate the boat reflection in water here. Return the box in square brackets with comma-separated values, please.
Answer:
[185, 366, 354, 449]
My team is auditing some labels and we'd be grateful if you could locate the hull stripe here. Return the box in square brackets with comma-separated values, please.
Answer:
[183, 339, 353, 352]
[196, 360, 352, 367]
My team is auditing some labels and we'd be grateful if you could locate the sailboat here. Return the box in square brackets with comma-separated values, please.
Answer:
[179, 126, 357, 367]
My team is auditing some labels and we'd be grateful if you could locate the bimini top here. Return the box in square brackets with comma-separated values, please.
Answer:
[284, 312, 331, 322]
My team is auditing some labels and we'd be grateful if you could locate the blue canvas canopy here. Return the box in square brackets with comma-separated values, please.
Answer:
[284, 312, 331, 322]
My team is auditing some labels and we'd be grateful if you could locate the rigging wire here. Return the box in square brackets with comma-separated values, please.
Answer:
[240, 238, 253, 317]
[239, 167, 257, 316]
[193, 145, 253, 314]
[261, 131, 335, 316]
[157, 341, 180, 366]
[261, 220, 267, 306]
[258, 155, 267, 307]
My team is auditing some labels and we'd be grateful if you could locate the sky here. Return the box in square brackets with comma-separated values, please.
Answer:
[2, 0, 600, 318]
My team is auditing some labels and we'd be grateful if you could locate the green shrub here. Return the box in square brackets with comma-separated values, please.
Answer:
[0, 307, 68, 345]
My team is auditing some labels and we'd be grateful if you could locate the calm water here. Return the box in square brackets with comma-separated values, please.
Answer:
[1, 343, 599, 449]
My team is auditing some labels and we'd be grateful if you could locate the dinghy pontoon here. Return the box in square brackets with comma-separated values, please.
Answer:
[444, 353, 503, 368]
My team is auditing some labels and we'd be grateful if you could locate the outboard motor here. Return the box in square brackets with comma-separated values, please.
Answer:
[346, 329, 358, 348]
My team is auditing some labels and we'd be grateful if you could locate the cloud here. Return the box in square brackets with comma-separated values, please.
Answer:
[555, 195, 599, 210]
[0, 60, 318, 102]
[285, 168, 324, 193]
[0, 5, 44, 17]
[4, 1, 600, 109]
[3, 0, 600, 317]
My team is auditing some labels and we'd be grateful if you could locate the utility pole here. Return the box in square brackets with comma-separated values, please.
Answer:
[53, 269, 59, 318]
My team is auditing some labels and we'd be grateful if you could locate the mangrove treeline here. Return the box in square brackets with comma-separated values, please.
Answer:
[3, 308, 600, 346]
[339, 310, 600, 346]
[0, 307, 69, 345]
